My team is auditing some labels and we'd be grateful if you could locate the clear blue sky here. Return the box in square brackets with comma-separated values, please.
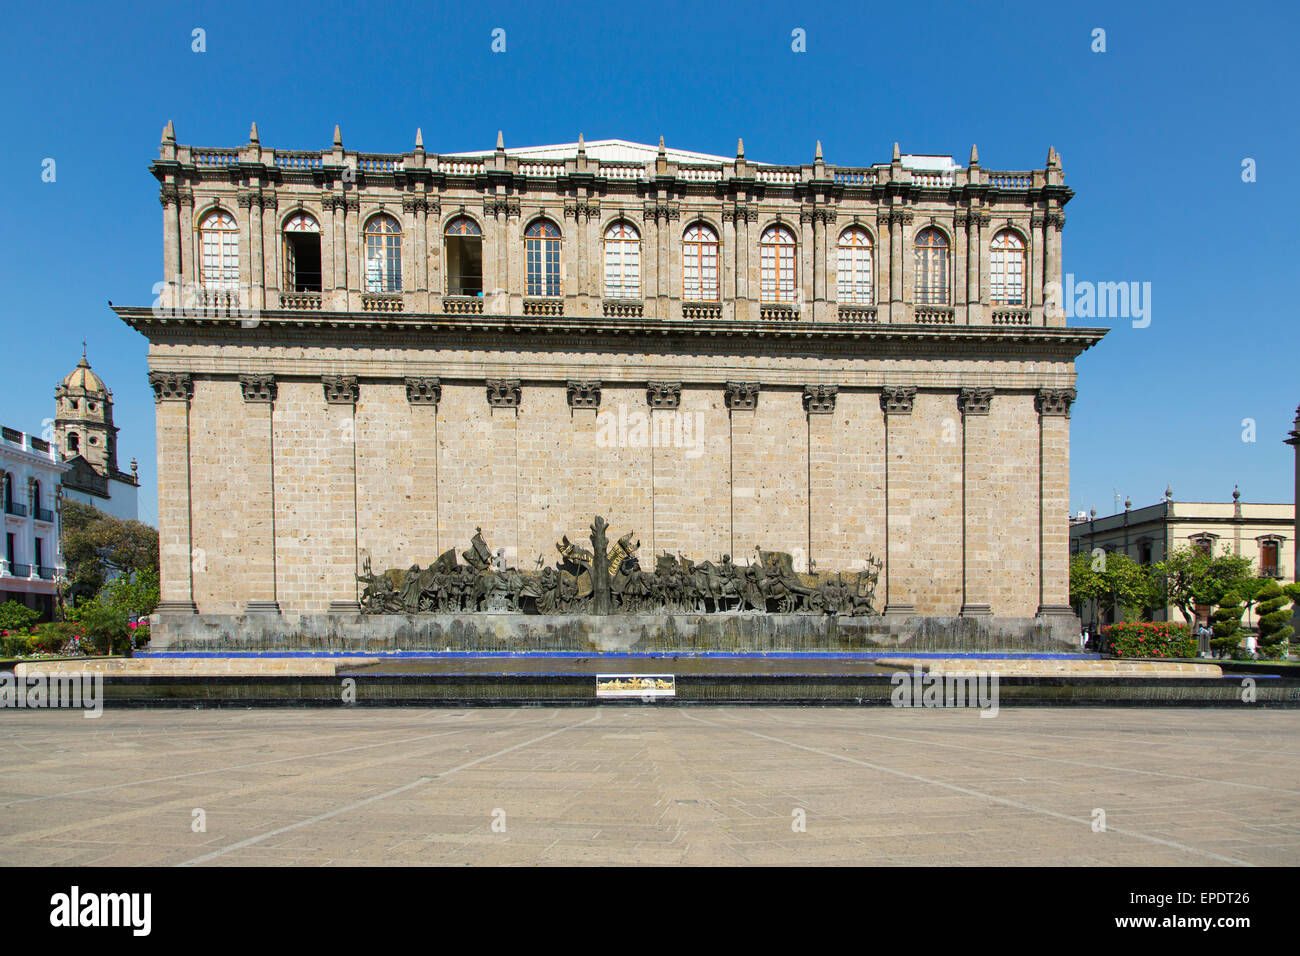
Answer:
[1, 0, 1296, 527]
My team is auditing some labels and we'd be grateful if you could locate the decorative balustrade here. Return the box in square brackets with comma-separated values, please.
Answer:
[193, 149, 239, 167]
[362, 293, 404, 312]
[759, 304, 800, 321]
[5, 501, 28, 517]
[599, 163, 645, 180]
[36, 565, 55, 580]
[678, 165, 724, 182]
[7, 563, 30, 577]
[519, 162, 565, 178]
[837, 305, 879, 323]
[523, 297, 564, 316]
[603, 299, 643, 318]
[34, 508, 54, 523]
[274, 151, 324, 169]
[280, 292, 322, 310]
[913, 306, 956, 324]
[990, 308, 1032, 325]
[681, 302, 722, 320]
[911, 171, 955, 188]
[834, 168, 877, 185]
[987, 172, 1032, 188]
[198, 288, 241, 311]
[438, 159, 484, 176]
[441, 295, 484, 314]
[756, 167, 799, 185]
[358, 155, 402, 173]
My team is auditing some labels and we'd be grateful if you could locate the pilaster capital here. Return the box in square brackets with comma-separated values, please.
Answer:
[724, 381, 760, 411]
[880, 386, 917, 415]
[1035, 387, 1077, 417]
[405, 377, 441, 406]
[646, 381, 682, 409]
[322, 375, 359, 405]
[958, 387, 994, 416]
[486, 379, 521, 408]
[566, 380, 602, 409]
[239, 374, 277, 403]
[148, 371, 193, 404]
[802, 384, 838, 414]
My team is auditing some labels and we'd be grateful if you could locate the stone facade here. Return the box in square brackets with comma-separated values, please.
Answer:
[122, 127, 1105, 629]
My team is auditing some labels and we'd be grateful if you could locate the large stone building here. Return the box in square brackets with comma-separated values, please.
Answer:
[117, 124, 1104, 638]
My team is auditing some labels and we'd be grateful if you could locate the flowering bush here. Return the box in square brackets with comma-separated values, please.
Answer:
[1102, 622, 1196, 659]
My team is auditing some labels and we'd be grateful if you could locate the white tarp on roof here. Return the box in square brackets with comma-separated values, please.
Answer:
[443, 138, 756, 166]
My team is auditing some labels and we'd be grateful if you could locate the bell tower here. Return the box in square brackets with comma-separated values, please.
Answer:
[53, 344, 119, 477]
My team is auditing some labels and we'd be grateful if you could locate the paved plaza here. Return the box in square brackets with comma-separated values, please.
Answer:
[1, 707, 1297, 866]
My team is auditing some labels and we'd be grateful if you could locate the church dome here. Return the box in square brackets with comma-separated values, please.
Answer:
[60, 351, 108, 395]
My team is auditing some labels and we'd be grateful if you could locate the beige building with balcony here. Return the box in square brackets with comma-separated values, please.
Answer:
[118, 124, 1105, 641]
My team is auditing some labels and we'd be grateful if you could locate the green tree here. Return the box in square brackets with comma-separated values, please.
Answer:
[1069, 549, 1158, 622]
[61, 500, 159, 602]
[1154, 545, 1254, 629]
[1255, 581, 1295, 660]
[0, 599, 40, 632]
[1210, 590, 1245, 658]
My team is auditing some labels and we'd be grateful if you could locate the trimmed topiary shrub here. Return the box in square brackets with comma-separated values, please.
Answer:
[1255, 581, 1294, 660]
[1211, 592, 1245, 658]
[1102, 621, 1196, 659]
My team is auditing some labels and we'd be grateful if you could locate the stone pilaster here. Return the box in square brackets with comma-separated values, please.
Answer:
[727, 382, 760, 560]
[881, 386, 916, 615]
[149, 371, 197, 613]
[324, 376, 360, 612]
[239, 374, 279, 613]
[1036, 388, 1076, 619]
[959, 387, 994, 616]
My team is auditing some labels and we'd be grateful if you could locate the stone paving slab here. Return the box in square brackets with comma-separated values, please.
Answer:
[0, 707, 1296, 866]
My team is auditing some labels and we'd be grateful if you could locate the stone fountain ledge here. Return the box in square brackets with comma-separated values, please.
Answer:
[875, 658, 1223, 678]
[148, 611, 1082, 653]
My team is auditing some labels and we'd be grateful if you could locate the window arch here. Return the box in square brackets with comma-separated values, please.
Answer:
[31, 480, 40, 511]
[283, 212, 322, 293]
[2, 472, 12, 511]
[444, 217, 483, 296]
[990, 229, 1025, 306]
[524, 219, 562, 297]
[683, 223, 719, 301]
[199, 210, 239, 291]
[364, 214, 402, 293]
[913, 228, 949, 305]
[837, 227, 873, 304]
[603, 221, 641, 299]
[760, 225, 797, 302]
[66, 433, 79, 454]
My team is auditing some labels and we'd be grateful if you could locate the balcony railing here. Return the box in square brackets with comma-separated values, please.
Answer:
[280, 292, 323, 310]
[7, 563, 30, 577]
[913, 306, 956, 324]
[681, 302, 722, 320]
[36, 565, 54, 580]
[523, 298, 563, 316]
[361, 293, 404, 312]
[760, 304, 800, 321]
[441, 295, 484, 314]
[5, 501, 27, 517]
[603, 299, 644, 318]
[837, 305, 879, 323]
[990, 308, 1032, 326]
[33, 507, 54, 523]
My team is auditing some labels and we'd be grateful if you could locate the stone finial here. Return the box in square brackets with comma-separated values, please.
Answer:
[736, 137, 744, 159]
[1047, 145, 1059, 167]
[814, 140, 823, 162]
[333, 124, 343, 147]
[130, 458, 138, 480]
[969, 143, 979, 165]
[1124, 497, 1132, 511]
[1165, 484, 1173, 502]
[248, 121, 259, 144]
[658, 135, 666, 157]
[414, 127, 424, 150]
[496, 129, 504, 150]
[1233, 484, 1241, 501]
[892, 141, 901, 162]
[577, 132, 585, 152]
[161, 120, 175, 144]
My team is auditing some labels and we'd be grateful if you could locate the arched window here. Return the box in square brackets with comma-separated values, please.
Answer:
[31, 480, 40, 511]
[2, 473, 12, 511]
[524, 220, 561, 297]
[66, 433, 79, 454]
[283, 213, 322, 293]
[603, 222, 641, 299]
[364, 214, 402, 293]
[914, 228, 949, 305]
[837, 227, 873, 304]
[682, 224, 719, 301]
[444, 217, 483, 296]
[199, 210, 239, 291]
[990, 230, 1026, 306]
[760, 225, 797, 302]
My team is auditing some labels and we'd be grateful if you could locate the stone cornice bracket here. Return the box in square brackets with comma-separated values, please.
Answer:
[724, 381, 760, 411]
[566, 380, 602, 409]
[880, 386, 917, 415]
[486, 379, 521, 408]
[957, 387, 994, 416]
[646, 381, 682, 409]
[1035, 387, 1077, 417]
[405, 376, 441, 406]
[239, 374, 277, 403]
[803, 384, 838, 414]
[322, 375, 360, 405]
[148, 370, 193, 404]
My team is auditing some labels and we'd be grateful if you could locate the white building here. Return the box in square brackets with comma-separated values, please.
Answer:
[1, 425, 68, 619]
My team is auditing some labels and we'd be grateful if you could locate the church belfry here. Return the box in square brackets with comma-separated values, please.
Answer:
[54, 346, 119, 477]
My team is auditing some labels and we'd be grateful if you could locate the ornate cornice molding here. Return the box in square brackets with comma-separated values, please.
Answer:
[322, 375, 359, 404]
[724, 381, 760, 411]
[646, 381, 682, 409]
[1035, 387, 1077, 417]
[880, 386, 917, 415]
[405, 376, 441, 405]
[958, 386, 994, 416]
[148, 370, 193, 403]
[239, 374, 277, 403]
[486, 378, 521, 407]
[803, 384, 838, 414]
